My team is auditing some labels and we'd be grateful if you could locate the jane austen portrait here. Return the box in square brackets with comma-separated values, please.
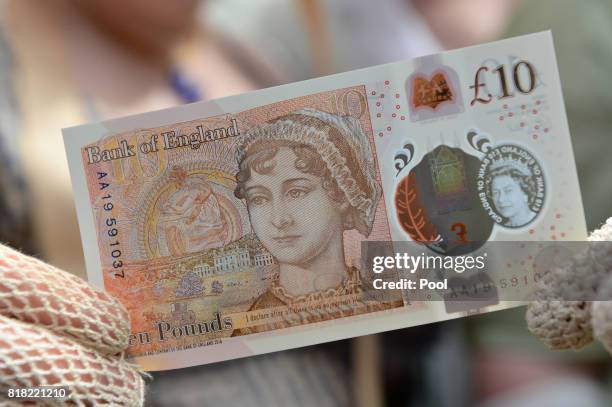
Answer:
[233, 108, 382, 332]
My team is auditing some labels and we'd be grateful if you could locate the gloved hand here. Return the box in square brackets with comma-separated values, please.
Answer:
[0, 244, 145, 405]
[527, 218, 612, 353]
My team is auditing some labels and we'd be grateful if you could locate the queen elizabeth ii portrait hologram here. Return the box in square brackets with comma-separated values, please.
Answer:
[487, 163, 537, 228]
[232, 108, 395, 334]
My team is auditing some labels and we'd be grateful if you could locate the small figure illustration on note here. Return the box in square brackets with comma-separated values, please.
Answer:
[157, 166, 229, 256]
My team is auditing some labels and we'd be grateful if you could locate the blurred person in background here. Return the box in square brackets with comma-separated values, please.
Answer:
[5, 0, 609, 405]
[205, 0, 516, 80]
[0, 0, 350, 405]
[1, 0, 474, 405]
[0, 0, 522, 405]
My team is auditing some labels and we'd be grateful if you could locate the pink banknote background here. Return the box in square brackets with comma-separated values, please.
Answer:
[80, 86, 404, 357]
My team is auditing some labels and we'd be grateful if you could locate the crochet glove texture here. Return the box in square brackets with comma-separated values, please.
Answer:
[527, 218, 612, 353]
[0, 244, 144, 406]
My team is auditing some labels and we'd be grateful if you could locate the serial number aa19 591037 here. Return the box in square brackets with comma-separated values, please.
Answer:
[100, 190, 125, 278]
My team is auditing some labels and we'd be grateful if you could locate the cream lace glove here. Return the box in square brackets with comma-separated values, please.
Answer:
[0, 244, 144, 405]
[527, 218, 612, 353]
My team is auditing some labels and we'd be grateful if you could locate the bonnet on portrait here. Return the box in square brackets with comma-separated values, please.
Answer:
[235, 108, 381, 237]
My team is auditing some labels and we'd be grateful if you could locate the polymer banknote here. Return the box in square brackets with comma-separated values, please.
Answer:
[64, 32, 586, 370]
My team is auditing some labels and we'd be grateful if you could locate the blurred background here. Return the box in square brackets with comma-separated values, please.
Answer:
[1, 0, 611, 405]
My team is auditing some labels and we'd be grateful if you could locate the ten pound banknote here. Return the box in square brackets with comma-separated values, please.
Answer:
[64, 32, 586, 370]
